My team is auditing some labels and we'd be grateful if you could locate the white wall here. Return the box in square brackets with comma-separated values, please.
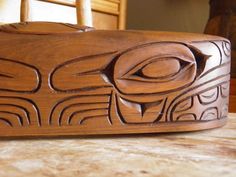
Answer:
[0, 0, 21, 23]
[30, 0, 76, 24]
[0, 0, 76, 24]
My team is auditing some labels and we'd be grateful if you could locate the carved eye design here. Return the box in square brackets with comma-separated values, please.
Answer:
[112, 43, 206, 95]
[123, 56, 191, 82]
[137, 58, 180, 79]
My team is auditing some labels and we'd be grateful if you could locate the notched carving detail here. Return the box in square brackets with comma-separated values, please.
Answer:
[49, 41, 228, 126]
[115, 95, 166, 124]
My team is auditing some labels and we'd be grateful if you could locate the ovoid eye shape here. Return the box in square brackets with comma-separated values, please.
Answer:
[113, 43, 203, 95]
[139, 58, 180, 79]
[128, 57, 190, 82]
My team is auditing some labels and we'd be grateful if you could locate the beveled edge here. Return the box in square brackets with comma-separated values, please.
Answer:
[0, 22, 94, 35]
[0, 118, 227, 137]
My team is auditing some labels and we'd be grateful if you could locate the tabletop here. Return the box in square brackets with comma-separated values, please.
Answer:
[0, 113, 235, 177]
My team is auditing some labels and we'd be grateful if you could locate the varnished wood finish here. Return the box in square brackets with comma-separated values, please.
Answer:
[76, 0, 93, 27]
[20, 0, 31, 22]
[38, 0, 75, 7]
[92, 11, 118, 29]
[0, 22, 231, 137]
[118, 0, 126, 30]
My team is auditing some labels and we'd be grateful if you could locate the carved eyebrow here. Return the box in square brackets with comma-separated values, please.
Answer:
[0, 58, 41, 93]
[49, 51, 117, 92]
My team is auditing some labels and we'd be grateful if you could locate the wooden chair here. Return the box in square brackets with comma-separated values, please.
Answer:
[20, 0, 93, 26]
[20, 0, 127, 29]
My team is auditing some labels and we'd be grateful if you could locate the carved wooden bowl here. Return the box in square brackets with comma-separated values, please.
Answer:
[0, 22, 231, 137]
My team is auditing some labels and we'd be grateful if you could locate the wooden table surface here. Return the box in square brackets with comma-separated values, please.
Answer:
[0, 113, 235, 177]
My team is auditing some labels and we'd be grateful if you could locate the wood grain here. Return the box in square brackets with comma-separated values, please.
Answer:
[0, 22, 231, 137]
[76, 0, 93, 27]
[92, 11, 118, 29]
[20, 0, 30, 22]
[38, 0, 120, 15]
[37, 0, 76, 7]
[118, 0, 126, 29]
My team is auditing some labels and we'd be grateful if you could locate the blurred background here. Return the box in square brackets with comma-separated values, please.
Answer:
[0, 0, 208, 33]
[127, 0, 208, 33]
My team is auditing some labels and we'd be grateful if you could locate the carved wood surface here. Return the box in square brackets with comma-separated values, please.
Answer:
[0, 22, 231, 137]
[204, 0, 235, 112]
[205, 0, 236, 78]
